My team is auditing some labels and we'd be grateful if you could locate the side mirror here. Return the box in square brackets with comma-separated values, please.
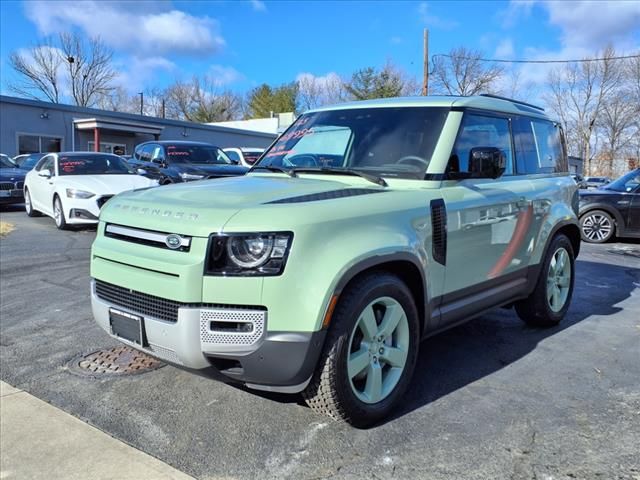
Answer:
[469, 147, 506, 179]
[38, 169, 52, 178]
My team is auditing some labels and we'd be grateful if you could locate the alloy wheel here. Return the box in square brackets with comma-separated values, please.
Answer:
[547, 247, 571, 312]
[54, 199, 62, 227]
[581, 213, 612, 242]
[347, 296, 409, 404]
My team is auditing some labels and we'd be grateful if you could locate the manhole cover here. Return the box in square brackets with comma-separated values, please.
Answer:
[68, 346, 165, 377]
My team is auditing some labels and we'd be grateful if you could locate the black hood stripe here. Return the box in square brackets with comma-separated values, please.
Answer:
[266, 188, 385, 204]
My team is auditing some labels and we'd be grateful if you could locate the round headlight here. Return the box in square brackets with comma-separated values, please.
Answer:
[227, 235, 274, 268]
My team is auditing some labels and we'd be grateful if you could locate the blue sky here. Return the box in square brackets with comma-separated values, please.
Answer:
[1, 0, 638, 99]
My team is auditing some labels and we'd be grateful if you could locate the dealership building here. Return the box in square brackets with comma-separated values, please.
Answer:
[0, 95, 276, 157]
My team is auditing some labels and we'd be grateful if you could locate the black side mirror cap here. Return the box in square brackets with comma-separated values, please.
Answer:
[469, 147, 506, 179]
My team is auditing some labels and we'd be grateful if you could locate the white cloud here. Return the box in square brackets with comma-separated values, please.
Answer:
[544, 1, 640, 51]
[390, 36, 403, 45]
[207, 65, 244, 86]
[417, 2, 458, 30]
[250, 0, 267, 12]
[114, 56, 176, 93]
[494, 38, 515, 58]
[24, 1, 225, 56]
[499, 0, 536, 28]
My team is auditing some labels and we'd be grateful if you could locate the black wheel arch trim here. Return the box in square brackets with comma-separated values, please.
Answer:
[541, 219, 581, 261]
[331, 252, 430, 334]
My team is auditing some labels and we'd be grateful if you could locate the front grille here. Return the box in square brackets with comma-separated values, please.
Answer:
[0, 182, 13, 191]
[97, 195, 114, 209]
[95, 280, 183, 322]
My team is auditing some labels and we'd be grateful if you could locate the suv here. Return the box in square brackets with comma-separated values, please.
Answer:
[129, 141, 248, 184]
[90, 95, 580, 426]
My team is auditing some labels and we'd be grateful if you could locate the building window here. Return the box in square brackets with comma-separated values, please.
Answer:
[18, 135, 61, 154]
[88, 142, 127, 155]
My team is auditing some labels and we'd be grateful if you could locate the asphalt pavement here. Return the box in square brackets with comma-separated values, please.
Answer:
[1, 205, 639, 480]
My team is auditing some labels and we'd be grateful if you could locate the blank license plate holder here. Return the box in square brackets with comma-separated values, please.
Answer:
[109, 308, 146, 346]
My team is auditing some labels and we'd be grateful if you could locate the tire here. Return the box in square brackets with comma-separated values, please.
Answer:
[53, 195, 68, 230]
[24, 188, 41, 217]
[160, 177, 173, 186]
[515, 234, 575, 327]
[303, 272, 420, 427]
[579, 210, 615, 243]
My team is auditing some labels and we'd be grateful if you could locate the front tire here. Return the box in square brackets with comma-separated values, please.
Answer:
[24, 188, 41, 217]
[303, 272, 420, 427]
[515, 234, 575, 327]
[580, 210, 614, 243]
[53, 195, 68, 230]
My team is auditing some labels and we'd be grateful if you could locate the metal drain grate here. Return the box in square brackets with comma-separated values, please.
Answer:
[71, 346, 164, 376]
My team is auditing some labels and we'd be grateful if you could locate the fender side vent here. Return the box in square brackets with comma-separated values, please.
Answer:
[431, 199, 447, 265]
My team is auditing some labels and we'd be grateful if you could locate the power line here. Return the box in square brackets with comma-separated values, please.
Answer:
[431, 53, 640, 64]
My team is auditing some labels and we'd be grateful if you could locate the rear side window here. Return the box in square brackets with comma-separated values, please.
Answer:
[447, 113, 514, 176]
[225, 150, 241, 162]
[514, 117, 567, 174]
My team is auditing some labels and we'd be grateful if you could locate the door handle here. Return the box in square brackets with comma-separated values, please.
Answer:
[617, 200, 630, 205]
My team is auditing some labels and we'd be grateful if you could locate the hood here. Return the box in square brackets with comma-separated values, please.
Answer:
[0, 168, 26, 181]
[99, 173, 384, 236]
[579, 187, 619, 198]
[187, 164, 249, 176]
[57, 174, 157, 195]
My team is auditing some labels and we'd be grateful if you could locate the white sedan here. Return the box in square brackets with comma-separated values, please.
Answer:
[24, 152, 158, 229]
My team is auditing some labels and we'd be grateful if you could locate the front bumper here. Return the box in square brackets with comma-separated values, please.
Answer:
[91, 280, 325, 393]
[0, 189, 24, 204]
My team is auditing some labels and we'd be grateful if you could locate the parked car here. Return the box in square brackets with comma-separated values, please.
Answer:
[90, 95, 579, 427]
[0, 154, 26, 205]
[13, 153, 44, 171]
[24, 152, 158, 229]
[584, 176, 610, 189]
[570, 173, 587, 189]
[129, 141, 248, 185]
[223, 147, 265, 167]
[578, 169, 640, 243]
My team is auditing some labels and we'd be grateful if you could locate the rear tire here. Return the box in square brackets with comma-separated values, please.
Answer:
[24, 188, 41, 217]
[515, 234, 575, 327]
[303, 272, 420, 427]
[580, 210, 614, 243]
[53, 195, 68, 230]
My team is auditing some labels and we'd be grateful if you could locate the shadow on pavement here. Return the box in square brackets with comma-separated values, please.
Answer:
[240, 259, 640, 422]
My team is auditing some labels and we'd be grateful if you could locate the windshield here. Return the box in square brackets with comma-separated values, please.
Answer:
[0, 155, 16, 168]
[166, 145, 233, 165]
[603, 170, 640, 193]
[57, 154, 135, 175]
[256, 107, 448, 179]
[586, 177, 607, 182]
[15, 154, 41, 169]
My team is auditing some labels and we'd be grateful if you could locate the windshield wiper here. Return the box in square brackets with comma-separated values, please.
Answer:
[288, 167, 388, 187]
[250, 165, 294, 176]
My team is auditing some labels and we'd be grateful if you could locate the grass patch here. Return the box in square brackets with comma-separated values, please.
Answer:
[0, 221, 15, 238]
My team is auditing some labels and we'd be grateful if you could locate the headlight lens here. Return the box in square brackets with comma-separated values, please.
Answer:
[180, 173, 205, 181]
[66, 188, 95, 199]
[206, 233, 293, 276]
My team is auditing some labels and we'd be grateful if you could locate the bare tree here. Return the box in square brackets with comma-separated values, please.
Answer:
[430, 47, 504, 96]
[544, 46, 624, 174]
[8, 38, 63, 103]
[164, 76, 243, 122]
[297, 72, 347, 110]
[60, 32, 117, 107]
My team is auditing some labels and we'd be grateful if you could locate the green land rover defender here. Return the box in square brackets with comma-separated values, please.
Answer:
[91, 95, 580, 426]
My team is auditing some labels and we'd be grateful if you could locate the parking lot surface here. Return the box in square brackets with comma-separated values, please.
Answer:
[1, 206, 639, 480]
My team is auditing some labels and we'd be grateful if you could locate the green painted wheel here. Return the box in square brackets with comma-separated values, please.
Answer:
[347, 297, 409, 404]
[546, 247, 571, 312]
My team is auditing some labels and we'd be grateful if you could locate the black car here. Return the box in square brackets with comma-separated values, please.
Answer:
[128, 141, 248, 185]
[579, 169, 640, 243]
[0, 154, 26, 205]
[13, 153, 44, 171]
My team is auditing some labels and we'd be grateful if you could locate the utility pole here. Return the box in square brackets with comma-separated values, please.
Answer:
[422, 29, 429, 96]
[161, 99, 166, 119]
[138, 92, 144, 115]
